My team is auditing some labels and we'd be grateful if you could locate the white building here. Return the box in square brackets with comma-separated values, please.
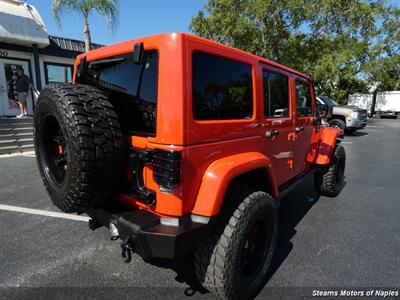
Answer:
[0, 0, 102, 116]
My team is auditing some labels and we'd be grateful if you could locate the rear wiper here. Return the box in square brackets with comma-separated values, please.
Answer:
[89, 57, 126, 68]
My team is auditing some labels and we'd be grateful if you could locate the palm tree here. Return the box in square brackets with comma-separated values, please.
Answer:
[52, 0, 119, 52]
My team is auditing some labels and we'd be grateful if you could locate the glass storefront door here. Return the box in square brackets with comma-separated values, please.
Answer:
[0, 59, 33, 116]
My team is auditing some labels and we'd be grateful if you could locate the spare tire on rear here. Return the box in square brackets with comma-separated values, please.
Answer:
[33, 83, 124, 213]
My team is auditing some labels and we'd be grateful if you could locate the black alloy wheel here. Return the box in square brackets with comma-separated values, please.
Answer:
[40, 114, 68, 186]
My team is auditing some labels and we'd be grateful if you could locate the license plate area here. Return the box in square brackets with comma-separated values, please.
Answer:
[127, 148, 156, 206]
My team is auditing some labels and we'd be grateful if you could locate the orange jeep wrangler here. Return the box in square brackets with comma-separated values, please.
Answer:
[33, 33, 345, 299]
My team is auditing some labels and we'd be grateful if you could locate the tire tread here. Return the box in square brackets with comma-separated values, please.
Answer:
[194, 186, 278, 299]
[34, 83, 123, 212]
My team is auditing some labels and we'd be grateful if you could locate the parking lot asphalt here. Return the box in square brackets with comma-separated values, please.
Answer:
[0, 118, 399, 299]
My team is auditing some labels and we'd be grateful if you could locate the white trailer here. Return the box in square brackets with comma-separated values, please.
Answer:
[348, 93, 373, 114]
[375, 91, 400, 118]
[348, 91, 400, 118]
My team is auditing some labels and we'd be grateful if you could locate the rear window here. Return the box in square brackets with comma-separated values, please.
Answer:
[192, 52, 253, 120]
[80, 50, 158, 136]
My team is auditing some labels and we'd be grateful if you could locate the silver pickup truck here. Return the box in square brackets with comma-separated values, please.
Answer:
[317, 96, 368, 133]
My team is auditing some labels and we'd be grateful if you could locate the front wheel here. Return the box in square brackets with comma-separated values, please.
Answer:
[328, 118, 346, 131]
[194, 186, 278, 299]
[315, 145, 346, 197]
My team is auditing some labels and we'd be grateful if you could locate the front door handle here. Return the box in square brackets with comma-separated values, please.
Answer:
[265, 130, 280, 138]
[295, 126, 304, 133]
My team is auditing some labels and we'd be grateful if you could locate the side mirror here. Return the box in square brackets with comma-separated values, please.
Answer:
[317, 104, 328, 117]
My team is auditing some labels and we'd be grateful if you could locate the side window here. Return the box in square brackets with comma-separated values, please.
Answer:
[192, 52, 253, 120]
[263, 70, 289, 118]
[295, 80, 313, 117]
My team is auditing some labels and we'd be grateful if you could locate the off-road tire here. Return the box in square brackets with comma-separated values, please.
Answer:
[328, 118, 346, 131]
[34, 83, 123, 213]
[194, 186, 278, 300]
[315, 145, 346, 197]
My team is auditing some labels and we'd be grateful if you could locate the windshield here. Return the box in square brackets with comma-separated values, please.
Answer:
[319, 96, 339, 106]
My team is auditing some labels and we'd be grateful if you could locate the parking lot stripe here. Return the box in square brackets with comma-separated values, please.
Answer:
[0, 204, 90, 222]
[0, 151, 35, 159]
[341, 141, 353, 144]
[366, 125, 384, 128]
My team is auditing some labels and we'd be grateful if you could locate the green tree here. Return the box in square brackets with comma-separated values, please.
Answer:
[364, 5, 400, 91]
[52, 0, 119, 52]
[190, 0, 399, 103]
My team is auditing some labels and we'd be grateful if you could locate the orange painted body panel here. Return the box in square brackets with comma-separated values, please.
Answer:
[259, 63, 295, 185]
[291, 76, 317, 173]
[184, 136, 278, 217]
[315, 127, 342, 165]
[72, 33, 331, 218]
[191, 152, 278, 216]
[306, 128, 322, 164]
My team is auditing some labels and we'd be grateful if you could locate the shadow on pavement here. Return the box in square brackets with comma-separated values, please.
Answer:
[347, 131, 368, 137]
[148, 174, 323, 298]
[264, 175, 320, 282]
[149, 254, 209, 297]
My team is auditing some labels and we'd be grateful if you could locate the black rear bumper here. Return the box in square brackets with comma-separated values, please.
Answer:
[85, 207, 210, 260]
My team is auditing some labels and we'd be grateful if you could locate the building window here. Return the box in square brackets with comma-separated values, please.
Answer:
[44, 63, 73, 84]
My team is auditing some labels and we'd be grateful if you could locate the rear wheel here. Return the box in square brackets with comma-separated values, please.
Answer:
[194, 186, 278, 300]
[315, 145, 346, 197]
[34, 84, 123, 213]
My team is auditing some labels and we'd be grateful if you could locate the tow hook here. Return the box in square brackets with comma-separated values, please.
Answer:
[121, 237, 135, 263]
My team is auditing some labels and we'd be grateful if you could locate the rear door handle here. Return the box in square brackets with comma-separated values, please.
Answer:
[295, 126, 304, 133]
[265, 130, 280, 138]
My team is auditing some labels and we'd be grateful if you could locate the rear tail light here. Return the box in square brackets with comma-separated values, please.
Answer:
[152, 149, 181, 191]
